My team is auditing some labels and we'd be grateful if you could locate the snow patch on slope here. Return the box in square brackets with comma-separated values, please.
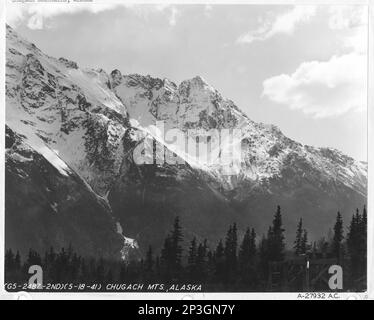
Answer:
[115, 222, 139, 261]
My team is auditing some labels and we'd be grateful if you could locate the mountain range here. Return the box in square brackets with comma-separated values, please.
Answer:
[5, 25, 367, 260]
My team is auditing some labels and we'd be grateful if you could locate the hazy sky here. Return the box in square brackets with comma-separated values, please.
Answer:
[6, 1, 368, 160]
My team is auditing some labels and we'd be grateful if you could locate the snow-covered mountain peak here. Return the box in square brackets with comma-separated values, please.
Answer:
[180, 75, 212, 90]
[6, 25, 367, 200]
[6, 25, 131, 195]
[178, 75, 218, 104]
[6, 24, 41, 56]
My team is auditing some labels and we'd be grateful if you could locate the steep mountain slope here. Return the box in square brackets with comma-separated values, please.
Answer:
[110, 71, 367, 241]
[108, 135, 239, 251]
[5, 25, 238, 256]
[5, 125, 124, 259]
[5, 25, 367, 257]
[6, 25, 129, 196]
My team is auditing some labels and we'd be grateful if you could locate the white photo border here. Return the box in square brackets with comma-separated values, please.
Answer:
[0, 0, 371, 300]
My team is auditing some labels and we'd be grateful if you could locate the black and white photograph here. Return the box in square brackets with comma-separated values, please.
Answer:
[0, 0, 372, 300]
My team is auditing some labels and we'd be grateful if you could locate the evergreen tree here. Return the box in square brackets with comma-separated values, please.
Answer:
[294, 218, 303, 255]
[250, 229, 257, 257]
[239, 228, 256, 267]
[70, 252, 80, 281]
[119, 263, 128, 282]
[26, 248, 42, 267]
[160, 234, 173, 279]
[361, 206, 367, 255]
[55, 248, 69, 282]
[187, 238, 197, 267]
[5, 249, 15, 272]
[196, 240, 208, 281]
[311, 241, 317, 258]
[187, 237, 198, 280]
[332, 211, 344, 261]
[95, 258, 105, 283]
[268, 206, 285, 261]
[14, 251, 21, 271]
[206, 250, 215, 284]
[225, 224, 238, 264]
[316, 237, 329, 258]
[361, 205, 367, 276]
[196, 239, 208, 266]
[347, 207, 367, 279]
[224, 223, 238, 286]
[171, 216, 183, 270]
[347, 210, 360, 277]
[214, 239, 225, 284]
[155, 256, 161, 278]
[145, 245, 154, 273]
[106, 270, 113, 284]
[362, 205, 367, 232]
[258, 234, 269, 279]
[80, 258, 90, 283]
[238, 228, 257, 287]
[301, 229, 308, 254]
[160, 216, 183, 280]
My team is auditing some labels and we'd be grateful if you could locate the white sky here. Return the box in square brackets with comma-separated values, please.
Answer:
[6, 1, 368, 161]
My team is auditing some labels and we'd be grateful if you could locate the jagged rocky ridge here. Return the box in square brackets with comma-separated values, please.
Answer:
[5, 25, 367, 259]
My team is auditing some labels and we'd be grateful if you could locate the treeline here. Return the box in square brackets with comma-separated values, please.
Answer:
[5, 205, 366, 291]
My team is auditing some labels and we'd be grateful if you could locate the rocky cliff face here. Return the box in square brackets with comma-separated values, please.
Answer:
[5, 25, 366, 258]
[5, 125, 125, 259]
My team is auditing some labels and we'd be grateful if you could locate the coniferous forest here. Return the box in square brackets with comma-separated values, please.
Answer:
[5, 205, 367, 292]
